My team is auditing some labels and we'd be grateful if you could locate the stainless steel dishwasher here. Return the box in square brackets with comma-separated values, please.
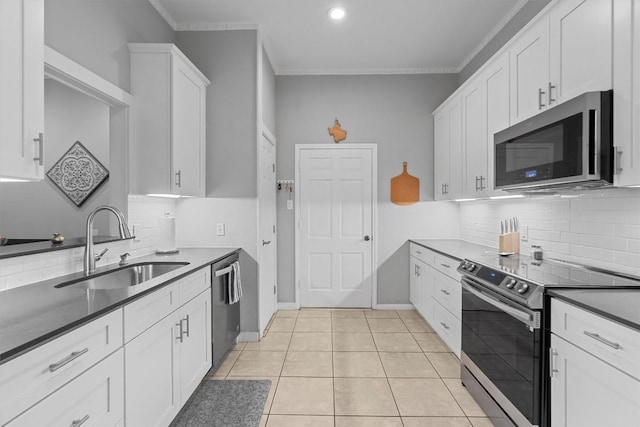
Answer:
[211, 252, 241, 368]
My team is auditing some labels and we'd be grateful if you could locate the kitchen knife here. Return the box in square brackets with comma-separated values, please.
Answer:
[501, 221, 504, 235]
[513, 217, 518, 232]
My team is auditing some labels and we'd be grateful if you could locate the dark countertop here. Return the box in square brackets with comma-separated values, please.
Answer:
[409, 239, 497, 262]
[0, 247, 239, 364]
[548, 288, 640, 331]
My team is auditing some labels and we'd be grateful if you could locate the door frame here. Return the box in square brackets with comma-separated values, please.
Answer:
[294, 144, 378, 309]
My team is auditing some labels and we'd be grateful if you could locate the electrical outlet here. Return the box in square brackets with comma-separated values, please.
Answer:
[216, 223, 225, 236]
[520, 225, 529, 242]
[286, 200, 293, 210]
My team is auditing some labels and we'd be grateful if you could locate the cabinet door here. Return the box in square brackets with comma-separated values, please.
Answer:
[613, 0, 640, 187]
[550, 334, 640, 427]
[462, 78, 485, 197]
[125, 313, 181, 427]
[7, 349, 124, 427]
[179, 290, 212, 401]
[0, 0, 44, 181]
[418, 261, 434, 325]
[482, 53, 510, 196]
[172, 57, 207, 197]
[549, 0, 612, 105]
[433, 108, 450, 200]
[447, 98, 463, 199]
[510, 18, 550, 123]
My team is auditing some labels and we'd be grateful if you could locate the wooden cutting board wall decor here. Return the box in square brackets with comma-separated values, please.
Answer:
[390, 162, 419, 205]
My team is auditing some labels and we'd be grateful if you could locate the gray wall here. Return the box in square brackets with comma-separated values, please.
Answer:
[458, 0, 551, 86]
[176, 30, 258, 198]
[45, 0, 174, 91]
[0, 80, 111, 239]
[261, 47, 277, 134]
[275, 74, 461, 304]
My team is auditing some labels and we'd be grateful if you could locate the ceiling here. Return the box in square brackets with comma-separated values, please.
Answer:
[150, 0, 528, 75]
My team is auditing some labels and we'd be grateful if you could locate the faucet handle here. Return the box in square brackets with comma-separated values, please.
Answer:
[119, 252, 130, 266]
[95, 247, 109, 262]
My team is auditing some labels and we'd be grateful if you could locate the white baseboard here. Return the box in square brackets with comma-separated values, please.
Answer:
[237, 331, 260, 343]
[374, 303, 415, 310]
[277, 302, 299, 310]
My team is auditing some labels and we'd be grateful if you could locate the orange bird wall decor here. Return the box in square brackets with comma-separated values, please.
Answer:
[328, 119, 347, 143]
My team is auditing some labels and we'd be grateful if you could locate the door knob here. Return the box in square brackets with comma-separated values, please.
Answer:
[262, 240, 271, 246]
[364, 235, 371, 241]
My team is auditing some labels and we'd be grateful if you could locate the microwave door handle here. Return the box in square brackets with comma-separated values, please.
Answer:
[461, 278, 537, 328]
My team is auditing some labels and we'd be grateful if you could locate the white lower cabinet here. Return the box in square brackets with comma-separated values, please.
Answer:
[409, 244, 461, 356]
[7, 349, 124, 427]
[125, 288, 212, 427]
[550, 298, 640, 427]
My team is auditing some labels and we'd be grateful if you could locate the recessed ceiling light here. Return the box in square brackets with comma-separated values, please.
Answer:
[328, 7, 346, 20]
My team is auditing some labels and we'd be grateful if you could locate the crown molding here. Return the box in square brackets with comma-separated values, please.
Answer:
[175, 22, 259, 31]
[456, 0, 528, 73]
[276, 67, 458, 76]
[148, 0, 177, 30]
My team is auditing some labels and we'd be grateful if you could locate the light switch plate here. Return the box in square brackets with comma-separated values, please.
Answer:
[520, 225, 528, 242]
[216, 223, 225, 236]
[286, 200, 293, 210]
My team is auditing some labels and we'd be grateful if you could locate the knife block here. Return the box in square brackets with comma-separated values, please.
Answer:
[499, 232, 520, 254]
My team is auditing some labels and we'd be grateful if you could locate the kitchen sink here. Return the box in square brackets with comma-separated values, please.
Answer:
[55, 262, 189, 290]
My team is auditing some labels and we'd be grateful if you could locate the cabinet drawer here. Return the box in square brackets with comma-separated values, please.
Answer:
[6, 349, 124, 427]
[180, 268, 210, 305]
[433, 253, 460, 281]
[0, 309, 123, 425]
[124, 281, 180, 342]
[431, 300, 461, 357]
[551, 298, 640, 380]
[431, 270, 461, 319]
[410, 243, 434, 265]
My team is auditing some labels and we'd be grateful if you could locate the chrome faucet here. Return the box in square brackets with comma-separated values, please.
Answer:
[83, 205, 132, 275]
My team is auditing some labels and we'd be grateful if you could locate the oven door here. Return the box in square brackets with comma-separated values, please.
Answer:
[461, 277, 542, 427]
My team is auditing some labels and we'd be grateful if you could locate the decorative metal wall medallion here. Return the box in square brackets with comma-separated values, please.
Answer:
[46, 141, 109, 207]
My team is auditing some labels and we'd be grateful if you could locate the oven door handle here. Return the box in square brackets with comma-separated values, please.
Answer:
[461, 278, 539, 328]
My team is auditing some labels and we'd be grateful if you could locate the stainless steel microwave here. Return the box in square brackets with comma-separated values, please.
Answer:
[494, 90, 613, 192]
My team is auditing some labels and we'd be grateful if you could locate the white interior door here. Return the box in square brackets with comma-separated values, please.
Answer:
[297, 145, 375, 308]
[258, 130, 277, 335]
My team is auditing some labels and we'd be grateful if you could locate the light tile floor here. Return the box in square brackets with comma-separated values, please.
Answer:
[206, 309, 494, 427]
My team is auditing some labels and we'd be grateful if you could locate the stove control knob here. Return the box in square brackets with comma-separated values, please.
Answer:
[467, 263, 476, 272]
[505, 278, 517, 289]
[517, 283, 529, 294]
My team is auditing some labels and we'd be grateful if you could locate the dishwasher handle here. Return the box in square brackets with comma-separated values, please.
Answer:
[214, 265, 233, 277]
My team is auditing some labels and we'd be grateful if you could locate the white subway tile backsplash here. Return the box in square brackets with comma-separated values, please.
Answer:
[460, 188, 640, 276]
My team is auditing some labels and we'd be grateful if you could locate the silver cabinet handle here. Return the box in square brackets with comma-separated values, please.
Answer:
[176, 321, 184, 343]
[548, 82, 556, 105]
[33, 133, 44, 165]
[480, 176, 486, 191]
[538, 88, 546, 109]
[440, 322, 450, 330]
[262, 240, 271, 246]
[415, 250, 422, 254]
[416, 266, 421, 278]
[183, 315, 190, 338]
[614, 147, 623, 175]
[175, 170, 182, 187]
[440, 289, 451, 296]
[70, 415, 90, 427]
[440, 263, 450, 269]
[583, 331, 620, 349]
[475, 176, 480, 192]
[549, 347, 558, 378]
[49, 348, 89, 372]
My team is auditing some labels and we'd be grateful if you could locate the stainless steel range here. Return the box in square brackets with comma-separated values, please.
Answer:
[457, 255, 640, 427]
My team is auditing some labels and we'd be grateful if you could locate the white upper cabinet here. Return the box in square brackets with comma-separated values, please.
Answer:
[461, 77, 485, 196]
[509, 18, 551, 123]
[129, 44, 210, 197]
[613, 0, 640, 186]
[0, 0, 44, 181]
[481, 53, 510, 195]
[433, 95, 462, 200]
[549, 0, 612, 104]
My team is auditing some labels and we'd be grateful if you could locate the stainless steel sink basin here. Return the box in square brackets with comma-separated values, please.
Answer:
[55, 262, 189, 290]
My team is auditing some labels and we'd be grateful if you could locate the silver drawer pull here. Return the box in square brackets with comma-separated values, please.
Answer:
[70, 415, 90, 427]
[48, 348, 89, 372]
[440, 263, 450, 269]
[183, 315, 190, 338]
[176, 321, 184, 343]
[583, 331, 620, 349]
[440, 289, 451, 296]
[415, 250, 422, 254]
[440, 322, 450, 330]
